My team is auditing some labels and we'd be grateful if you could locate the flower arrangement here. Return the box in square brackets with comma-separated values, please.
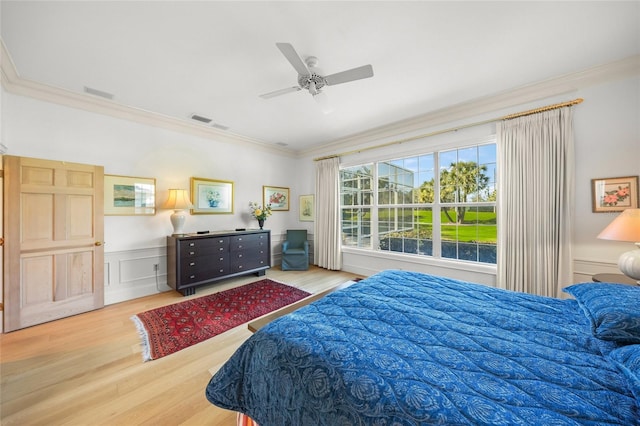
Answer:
[207, 190, 221, 201]
[249, 201, 272, 220]
[269, 192, 287, 205]
[206, 189, 222, 207]
[602, 184, 631, 207]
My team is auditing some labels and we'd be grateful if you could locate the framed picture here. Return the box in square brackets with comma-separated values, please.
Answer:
[263, 186, 289, 211]
[591, 175, 639, 213]
[104, 174, 155, 215]
[299, 194, 314, 221]
[191, 177, 234, 214]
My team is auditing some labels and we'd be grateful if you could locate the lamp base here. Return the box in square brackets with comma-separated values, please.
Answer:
[170, 210, 187, 235]
[618, 243, 640, 284]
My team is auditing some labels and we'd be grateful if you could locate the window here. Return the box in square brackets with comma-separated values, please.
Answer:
[340, 141, 497, 264]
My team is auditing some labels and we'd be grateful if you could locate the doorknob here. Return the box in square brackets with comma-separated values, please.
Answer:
[95, 241, 104, 246]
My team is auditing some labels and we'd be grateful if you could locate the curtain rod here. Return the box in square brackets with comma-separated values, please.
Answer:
[313, 98, 584, 162]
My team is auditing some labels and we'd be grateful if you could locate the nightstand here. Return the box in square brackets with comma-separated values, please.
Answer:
[592, 273, 638, 286]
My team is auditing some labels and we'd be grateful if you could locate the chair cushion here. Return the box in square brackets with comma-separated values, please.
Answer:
[284, 248, 307, 254]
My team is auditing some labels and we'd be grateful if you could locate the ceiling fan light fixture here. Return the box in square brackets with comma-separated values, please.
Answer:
[313, 91, 333, 114]
[308, 80, 318, 96]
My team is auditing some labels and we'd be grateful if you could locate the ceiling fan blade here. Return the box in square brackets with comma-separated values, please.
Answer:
[276, 43, 310, 76]
[259, 86, 301, 99]
[324, 64, 374, 86]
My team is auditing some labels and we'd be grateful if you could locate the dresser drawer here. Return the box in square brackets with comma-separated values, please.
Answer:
[180, 237, 229, 257]
[230, 248, 269, 272]
[230, 233, 268, 251]
[181, 265, 229, 284]
[180, 253, 229, 276]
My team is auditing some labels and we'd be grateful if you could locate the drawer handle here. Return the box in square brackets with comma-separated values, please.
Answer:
[238, 254, 243, 258]
[189, 243, 195, 247]
[219, 257, 224, 261]
[189, 251, 195, 255]
[190, 275, 195, 279]
[190, 262, 195, 266]
[219, 269, 224, 272]
[219, 239, 224, 243]
[238, 265, 243, 269]
[238, 237, 243, 241]
[238, 245, 244, 249]
[219, 247, 224, 251]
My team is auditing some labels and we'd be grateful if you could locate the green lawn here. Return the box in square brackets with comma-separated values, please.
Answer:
[343, 208, 497, 244]
[376, 208, 497, 243]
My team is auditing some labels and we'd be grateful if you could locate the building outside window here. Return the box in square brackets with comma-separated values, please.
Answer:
[340, 141, 497, 264]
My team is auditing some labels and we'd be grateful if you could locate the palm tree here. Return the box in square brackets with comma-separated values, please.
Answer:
[417, 161, 489, 224]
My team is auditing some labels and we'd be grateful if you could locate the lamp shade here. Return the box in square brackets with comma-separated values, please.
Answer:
[597, 209, 640, 242]
[162, 189, 193, 210]
[597, 208, 640, 283]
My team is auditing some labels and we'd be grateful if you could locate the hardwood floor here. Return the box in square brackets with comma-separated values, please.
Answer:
[0, 266, 361, 425]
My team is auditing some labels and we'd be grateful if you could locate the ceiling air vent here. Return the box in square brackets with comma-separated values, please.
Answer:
[189, 114, 229, 131]
[83, 86, 114, 100]
[190, 114, 213, 124]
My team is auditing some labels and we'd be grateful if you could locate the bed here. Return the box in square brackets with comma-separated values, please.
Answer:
[206, 269, 640, 425]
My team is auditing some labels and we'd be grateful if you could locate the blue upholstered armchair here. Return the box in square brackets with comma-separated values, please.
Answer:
[281, 230, 309, 271]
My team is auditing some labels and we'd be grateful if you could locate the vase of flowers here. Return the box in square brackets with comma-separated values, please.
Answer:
[249, 202, 272, 229]
[207, 189, 221, 207]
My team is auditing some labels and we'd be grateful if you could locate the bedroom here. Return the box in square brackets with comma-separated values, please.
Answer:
[1, 1, 640, 424]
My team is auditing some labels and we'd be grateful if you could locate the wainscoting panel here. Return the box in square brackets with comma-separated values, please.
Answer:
[573, 258, 619, 283]
[104, 246, 169, 305]
[103, 235, 302, 304]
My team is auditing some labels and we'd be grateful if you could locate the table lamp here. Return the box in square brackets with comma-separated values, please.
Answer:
[162, 189, 193, 235]
[597, 208, 640, 283]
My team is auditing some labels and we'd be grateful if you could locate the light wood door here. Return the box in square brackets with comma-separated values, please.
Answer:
[3, 155, 104, 332]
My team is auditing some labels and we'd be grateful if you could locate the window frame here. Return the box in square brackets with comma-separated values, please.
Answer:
[340, 136, 497, 266]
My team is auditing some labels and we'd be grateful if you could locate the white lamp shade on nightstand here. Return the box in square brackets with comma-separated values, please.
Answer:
[597, 208, 640, 282]
[162, 189, 193, 235]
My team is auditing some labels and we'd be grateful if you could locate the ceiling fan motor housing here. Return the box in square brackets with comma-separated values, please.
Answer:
[298, 74, 326, 92]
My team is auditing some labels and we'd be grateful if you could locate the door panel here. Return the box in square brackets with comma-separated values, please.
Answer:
[4, 155, 104, 332]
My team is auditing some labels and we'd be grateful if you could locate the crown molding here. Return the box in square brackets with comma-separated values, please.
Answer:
[301, 55, 640, 159]
[0, 40, 295, 158]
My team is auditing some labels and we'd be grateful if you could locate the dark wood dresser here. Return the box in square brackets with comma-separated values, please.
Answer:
[167, 229, 271, 295]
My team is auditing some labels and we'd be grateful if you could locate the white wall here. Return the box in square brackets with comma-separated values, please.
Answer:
[2, 90, 314, 302]
[572, 76, 640, 279]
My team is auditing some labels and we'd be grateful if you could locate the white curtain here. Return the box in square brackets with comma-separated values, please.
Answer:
[314, 157, 342, 270]
[496, 107, 575, 298]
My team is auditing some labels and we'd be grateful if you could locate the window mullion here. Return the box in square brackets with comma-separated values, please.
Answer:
[372, 165, 379, 250]
[432, 154, 441, 258]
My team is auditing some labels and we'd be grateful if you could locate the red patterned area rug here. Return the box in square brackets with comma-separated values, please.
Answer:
[131, 279, 310, 362]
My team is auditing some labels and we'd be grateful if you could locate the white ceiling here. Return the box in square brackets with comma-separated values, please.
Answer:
[2, 1, 639, 154]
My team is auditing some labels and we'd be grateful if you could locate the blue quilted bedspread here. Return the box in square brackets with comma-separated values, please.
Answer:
[206, 270, 639, 425]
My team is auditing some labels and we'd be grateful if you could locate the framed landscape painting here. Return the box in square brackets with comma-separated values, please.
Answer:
[104, 174, 155, 215]
[263, 186, 289, 211]
[591, 175, 639, 213]
[191, 177, 234, 214]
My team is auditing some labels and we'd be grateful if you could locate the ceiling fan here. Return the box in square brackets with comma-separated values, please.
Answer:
[260, 42, 374, 113]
